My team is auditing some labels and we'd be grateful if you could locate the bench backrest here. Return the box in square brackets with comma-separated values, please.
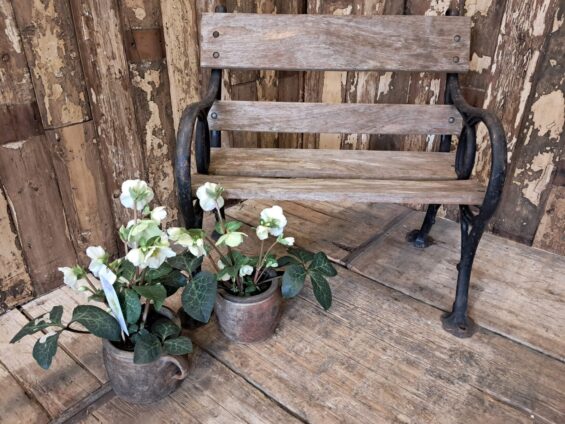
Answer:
[200, 13, 471, 136]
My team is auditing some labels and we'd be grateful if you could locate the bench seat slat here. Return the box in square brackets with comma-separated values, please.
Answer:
[208, 148, 457, 180]
[209, 102, 462, 135]
[201, 14, 471, 72]
[192, 175, 485, 205]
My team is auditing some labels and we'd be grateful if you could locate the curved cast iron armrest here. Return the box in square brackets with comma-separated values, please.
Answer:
[448, 74, 507, 223]
[175, 69, 222, 227]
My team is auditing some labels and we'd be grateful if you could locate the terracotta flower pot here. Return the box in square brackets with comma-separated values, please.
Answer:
[102, 339, 190, 404]
[215, 277, 283, 343]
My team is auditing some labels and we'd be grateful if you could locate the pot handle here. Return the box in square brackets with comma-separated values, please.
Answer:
[160, 355, 190, 380]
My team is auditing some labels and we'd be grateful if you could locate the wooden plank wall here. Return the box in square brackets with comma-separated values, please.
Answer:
[0, 0, 563, 310]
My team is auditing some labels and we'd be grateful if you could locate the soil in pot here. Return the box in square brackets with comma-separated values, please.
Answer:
[215, 276, 283, 343]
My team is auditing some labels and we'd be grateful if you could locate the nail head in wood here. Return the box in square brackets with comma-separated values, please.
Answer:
[454, 35, 461, 42]
[213, 31, 220, 38]
[453, 56, 460, 63]
[213, 52, 220, 58]
[211, 112, 218, 119]
[448, 117, 455, 124]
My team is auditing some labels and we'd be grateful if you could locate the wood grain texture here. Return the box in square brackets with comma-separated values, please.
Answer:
[349, 211, 565, 362]
[0, 136, 76, 294]
[70, 0, 146, 227]
[209, 101, 463, 134]
[0, 187, 33, 314]
[201, 13, 471, 72]
[0, 361, 49, 424]
[192, 175, 485, 204]
[0, 309, 101, 419]
[534, 184, 565, 255]
[208, 148, 458, 180]
[12, 0, 91, 128]
[45, 122, 117, 265]
[492, 4, 564, 246]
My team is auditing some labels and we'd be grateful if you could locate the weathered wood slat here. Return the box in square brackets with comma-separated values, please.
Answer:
[0, 187, 33, 313]
[0, 136, 77, 294]
[208, 148, 458, 180]
[348, 212, 565, 362]
[201, 14, 471, 72]
[192, 175, 485, 204]
[209, 102, 463, 135]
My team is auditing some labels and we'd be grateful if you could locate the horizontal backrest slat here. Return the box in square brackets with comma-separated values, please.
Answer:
[201, 14, 471, 72]
[208, 102, 463, 135]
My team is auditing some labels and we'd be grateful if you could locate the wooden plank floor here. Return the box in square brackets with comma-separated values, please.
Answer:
[1, 200, 563, 423]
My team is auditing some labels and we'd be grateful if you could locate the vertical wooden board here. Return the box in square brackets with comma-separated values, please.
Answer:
[0, 187, 33, 313]
[0, 0, 34, 105]
[129, 62, 178, 224]
[121, 0, 162, 29]
[70, 0, 146, 227]
[0, 136, 77, 294]
[12, 0, 91, 128]
[0, 362, 50, 424]
[45, 122, 117, 264]
[534, 184, 565, 255]
[474, 0, 560, 184]
[459, 0, 508, 106]
[493, 11, 564, 245]
[0, 309, 101, 419]
[161, 0, 202, 134]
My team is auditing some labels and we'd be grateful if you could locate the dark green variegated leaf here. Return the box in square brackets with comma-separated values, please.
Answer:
[181, 271, 217, 323]
[163, 336, 192, 355]
[167, 252, 203, 274]
[308, 252, 337, 277]
[288, 247, 314, 264]
[310, 272, 332, 311]
[159, 270, 187, 288]
[281, 264, 306, 299]
[276, 255, 299, 267]
[151, 319, 180, 341]
[71, 305, 121, 341]
[145, 263, 173, 282]
[49, 305, 63, 324]
[32, 332, 60, 369]
[124, 289, 141, 324]
[11, 311, 60, 344]
[133, 284, 167, 310]
[119, 259, 136, 282]
[133, 332, 162, 364]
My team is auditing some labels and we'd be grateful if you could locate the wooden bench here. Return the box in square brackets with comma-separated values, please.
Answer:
[175, 7, 507, 338]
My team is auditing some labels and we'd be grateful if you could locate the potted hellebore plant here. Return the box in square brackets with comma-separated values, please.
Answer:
[10, 180, 203, 404]
[170, 182, 337, 343]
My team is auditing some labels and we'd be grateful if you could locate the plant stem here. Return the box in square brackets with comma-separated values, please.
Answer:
[254, 240, 278, 284]
[85, 274, 98, 291]
[140, 301, 151, 330]
[205, 235, 232, 266]
[206, 255, 221, 273]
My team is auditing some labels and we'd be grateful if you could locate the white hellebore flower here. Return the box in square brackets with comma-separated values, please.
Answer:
[256, 225, 269, 241]
[167, 228, 207, 257]
[120, 179, 154, 211]
[217, 260, 231, 281]
[259, 206, 287, 237]
[217, 231, 246, 248]
[150, 206, 167, 224]
[239, 265, 254, 277]
[86, 246, 107, 277]
[196, 182, 224, 212]
[126, 237, 176, 269]
[58, 266, 87, 290]
[278, 236, 295, 246]
[98, 265, 129, 336]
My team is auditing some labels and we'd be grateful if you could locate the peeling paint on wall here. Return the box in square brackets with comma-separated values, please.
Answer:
[377, 72, 392, 100]
[531, 90, 565, 141]
[470, 53, 492, 73]
[465, 0, 493, 17]
[517, 152, 555, 206]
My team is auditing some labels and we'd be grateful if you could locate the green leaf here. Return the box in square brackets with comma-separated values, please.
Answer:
[124, 289, 142, 324]
[10, 310, 60, 343]
[49, 306, 63, 324]
[181, 271, 217, 323]
[145, 263, 173, 282]
[308, 252, 337, 277]
[310, 272, 332, 310]
[32, 332, 60, 369]
[288, 247, 314, 264]
[151, 319, 180, 341]
[133, 284, 167, 310]
[163, 336, 193, 355]
[159, 270, 187, 288]
[167, 252, 203, 274]
[118, 259, 136, 282]
[224, 220, 242, 232]
[71, 305, 121, 341]
[277, 255, 298, 267]
[281, 264, 306, 298]
[214, 221, 225, 235]
[134, 332, 162, 364]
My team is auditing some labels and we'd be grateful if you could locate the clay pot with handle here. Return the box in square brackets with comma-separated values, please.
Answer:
[102, 339, 189, 404]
